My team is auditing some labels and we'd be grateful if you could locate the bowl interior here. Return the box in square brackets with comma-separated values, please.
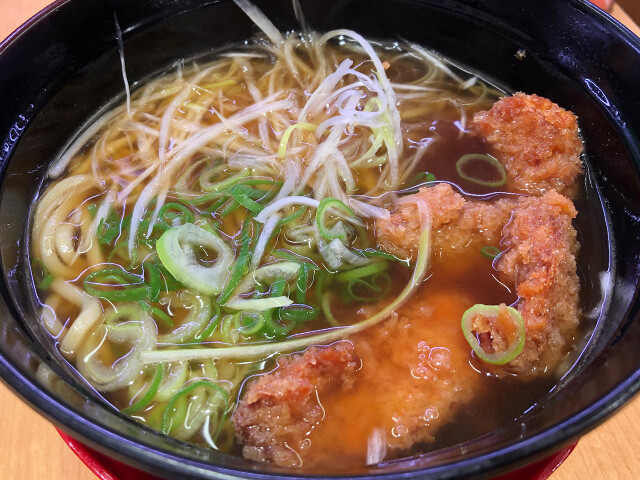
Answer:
[2, 1, 640, 479]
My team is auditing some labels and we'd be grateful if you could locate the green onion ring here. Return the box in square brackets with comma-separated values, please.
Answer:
[161, 380, 229, 435]
[481, 246, 502, 259]
[334, 261, 390, 283]
[192, 303, 221, 342]
[234, 311, 266, 336]
[461, 303, 525, 365]
[122, 364, 165, 415]
[455, 153, 507, 188]
[230, 185, 264, 215]
[84, 269, 150, 302]
[159, 202, 195, 227]
[217, 218, 253, 305]
[316, 197, 358, 241]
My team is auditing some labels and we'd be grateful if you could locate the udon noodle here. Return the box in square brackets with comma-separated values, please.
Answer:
[29, 0, 585, 471]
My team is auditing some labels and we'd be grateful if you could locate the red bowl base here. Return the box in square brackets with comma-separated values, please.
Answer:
[57, 430, 576, 480]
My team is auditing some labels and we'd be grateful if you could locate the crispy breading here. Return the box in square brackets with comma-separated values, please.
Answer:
[232, 342, 359, 467]
[375, 183, 514, 260]
[495, 190, 579, 375]
[377, 186, 579, 376]
[472, 93, 583, 198]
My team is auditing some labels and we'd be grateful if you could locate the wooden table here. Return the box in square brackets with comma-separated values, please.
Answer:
[2, 1, 640, 479]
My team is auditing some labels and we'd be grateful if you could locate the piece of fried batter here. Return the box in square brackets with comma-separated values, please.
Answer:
[232, 342, 359, 467]
[375, 183, 514, 260]
[496, 190, 580, 375]
[472, 93, 583, 199]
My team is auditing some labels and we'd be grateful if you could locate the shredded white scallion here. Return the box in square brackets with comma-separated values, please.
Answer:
[113, 14, 131, 116]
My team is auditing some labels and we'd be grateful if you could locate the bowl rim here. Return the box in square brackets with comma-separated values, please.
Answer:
[1, 0, 640, 479]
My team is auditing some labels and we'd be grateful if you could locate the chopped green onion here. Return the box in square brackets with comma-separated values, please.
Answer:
[143, 263, 162, 302]
[278, 206, 307, 226]
[199, 166, 249, 193]
[481, 246, 502, 259]
[33, 259, 55, 290]
[155, 263, 182, 292]
[107, 242, 130, 264]
[220, 198, 240, 217]
[405, 172, 437, 189]
[316, 197, 358, 242]
[218, 219, 253, 305]
[270, 278, 287, 297]
[84, 269, 150, 302]
[278, 123, 317, 159]
[97, 210, 124, 245]
[461, 303, 525, 365]
[334, 261, 389, 283]
[39, 273, 55, 290]
[279, 304, 319, 323]
[296, 264, 310, 304]
[206, 196, 230, 214]
[152, 307, 173, 327]
[192, 303, 221, 342]
[345, 272, 391, 303]
[261, 278, 295, 338]
[234, 311, 265, 336]
[140, 219, 432, 364]
[227, 296, 293, 311]
[122, 364, 165, 415]
[156, 223, 234, 296]
[455, 153, 507, 188]
[225, 262, 300, 311]
[161, 380, 229, 435]
[230, 185, 264, 214]
[158, 202, 195, 228]
[261, 310, 295, 338]
[137, 300, 173, 328]
[320, 291, 340, 326]
[87, 203, 98, 218]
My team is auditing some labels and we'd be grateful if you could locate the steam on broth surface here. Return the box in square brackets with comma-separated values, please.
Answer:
[29, 5, 586, 471]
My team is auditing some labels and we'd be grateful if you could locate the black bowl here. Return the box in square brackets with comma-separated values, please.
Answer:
[1, 0, 640, 479]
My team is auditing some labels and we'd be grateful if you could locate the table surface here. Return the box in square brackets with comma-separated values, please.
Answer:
[2, 1, 640, 479]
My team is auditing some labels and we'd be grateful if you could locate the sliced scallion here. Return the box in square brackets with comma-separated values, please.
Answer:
[277, 122, 317, 159]
[161, 380, 229, 435]
[218, 218, 253, 305]
[156, 223, 234, 296]
[334, 261, 389, 283]
[455, 153, 507, 188]
[84, 269, 150, 302]
[230, 185, 264, 214]
[234, 311, 265, 336]
[481, 246, 501, 259]
[158, 202, 195, 228]
[122, 364, 165, 415]
[461, 303, 525, 365]
[316, 197, 358, 242]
